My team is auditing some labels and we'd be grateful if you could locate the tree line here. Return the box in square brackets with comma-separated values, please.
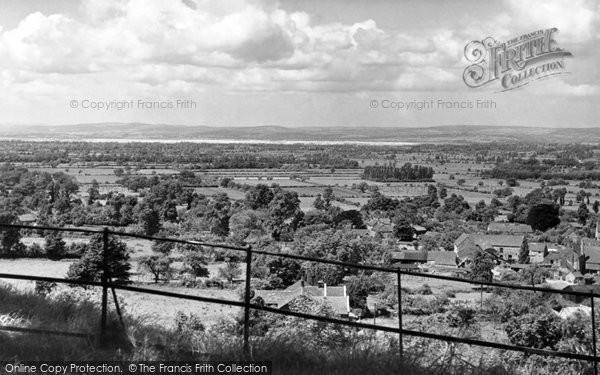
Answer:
[363, 163, 434, 182]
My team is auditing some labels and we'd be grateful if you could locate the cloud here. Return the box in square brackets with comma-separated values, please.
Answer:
[0, 0, 595, 98]
[506, 0, 600, 44]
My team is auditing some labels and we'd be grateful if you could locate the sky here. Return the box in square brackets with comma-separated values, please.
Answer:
[0, 0, 598, 128]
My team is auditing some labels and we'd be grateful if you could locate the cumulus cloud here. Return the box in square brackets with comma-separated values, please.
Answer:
[0, 0, 467, 94]
[506, 0, 600, 44]
[0, 0, 596, 98]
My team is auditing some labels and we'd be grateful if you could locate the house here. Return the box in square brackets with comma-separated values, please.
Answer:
[454, 234, 524, 263]
[528, 242, 549, 263]
[366, 218, 393, 238]
[565, 271, 584, 284]
[411, 225, 427, 237]
[255, 280, 350, 318]
[581, 238, 600, 274]
[543, 249, 579, 271]
[487, 222, 533, 234]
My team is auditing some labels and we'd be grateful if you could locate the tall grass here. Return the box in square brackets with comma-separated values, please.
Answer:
[0, 282, 518, 374]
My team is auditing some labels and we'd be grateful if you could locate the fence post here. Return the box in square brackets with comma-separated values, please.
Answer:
[591, 291, 598, 375]
[100, 227, 109, 345]
[243, 245, 253, 354]
[397, 268, 403, 359]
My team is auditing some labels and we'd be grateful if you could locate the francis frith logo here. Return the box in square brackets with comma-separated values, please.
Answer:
[463, 28, 572, 91]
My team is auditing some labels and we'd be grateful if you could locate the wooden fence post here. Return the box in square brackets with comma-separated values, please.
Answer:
[397, 268, 403, 359]
[100, 227, 109, 345]
[243, 245, 253, 354]
[591, 291, 598, 375]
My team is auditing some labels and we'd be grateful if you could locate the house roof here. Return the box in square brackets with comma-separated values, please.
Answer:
[391, 251, 428, 262]
[529, 242, 549, 253]
[391, 262, 420, 269]
[427, 251, 457, 266]
[17, 213, 37, 222]
[487, 222, 533, 234]
[311, 296, 350, 315]
[455, 234, 525, 259]
[583, 245, 600, 265]
[454, 235, 482, 261]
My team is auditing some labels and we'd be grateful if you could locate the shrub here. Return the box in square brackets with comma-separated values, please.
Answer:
[505, 312, 562, 349]
[174, 311, 205, 333]
[204, 277, 224, 289]
[415, 284, 433, 295]
[445, 304, 477, 327]
[34, 281, 57, 296]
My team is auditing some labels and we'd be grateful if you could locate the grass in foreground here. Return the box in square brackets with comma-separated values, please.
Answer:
[0, 282, 536, 375]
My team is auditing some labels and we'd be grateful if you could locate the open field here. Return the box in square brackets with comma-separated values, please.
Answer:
[0, 258, 246, 328]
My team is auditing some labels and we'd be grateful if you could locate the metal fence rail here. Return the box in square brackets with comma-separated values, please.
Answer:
[0, 223, 598, 371]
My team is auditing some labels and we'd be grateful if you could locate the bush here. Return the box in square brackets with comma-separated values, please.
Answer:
[402, 295, 449, 315]
[34, 281, 57, 296]
[174, 311, 205, 333]
[505, 312, 562, 349]
[177, 275, 200, 288]
[415, 284, 433, 295]
[445, 304, 477, 327]
[23, 243, 45, 258]
[204, 277, 224, 289]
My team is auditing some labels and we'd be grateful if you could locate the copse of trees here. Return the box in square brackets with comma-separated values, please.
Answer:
[363, 163, 434, 182]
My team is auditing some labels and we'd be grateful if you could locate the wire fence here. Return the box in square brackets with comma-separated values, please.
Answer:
[0, 223, 599, 372]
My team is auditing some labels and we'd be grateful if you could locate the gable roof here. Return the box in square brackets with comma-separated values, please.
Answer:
[310, 296, 350, 316]
[391, 250, 428, 262]
[427, 251, 457, 266]
[455, 234, 524, 249]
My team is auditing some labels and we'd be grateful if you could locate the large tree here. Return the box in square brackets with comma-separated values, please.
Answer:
[0, 212, 21, 257]
[245, 184, 274, 210]
[66, 234, 131, 285]
[526, 203, 560, 232]
[518, 237, 530, 264]
[469, 251, 495, 283]
[393, 218, 414, 241]
[45, 232, 66, 260]
[138, 254, 172, 283]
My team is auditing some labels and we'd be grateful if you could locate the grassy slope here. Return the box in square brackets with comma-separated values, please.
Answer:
[0, 282, 516, 375]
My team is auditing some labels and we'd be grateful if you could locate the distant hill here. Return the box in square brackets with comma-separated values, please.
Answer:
[0, 123, 599, 144]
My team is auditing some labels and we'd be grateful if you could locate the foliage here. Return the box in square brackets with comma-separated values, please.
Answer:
[363, 163, 434, 182]
[66, 234, 131, 285]
[182, 251, 210, 278]
[174, 311, 205, 333]
[218, 259, 242, 284]
[0, 212, 21, 257]
[518, 237, 529, 264]
[526, 203, 560, 232]
[44, 232, 67, 260]
[393, 218, 415, 241]
[469, 251, 495, 283]
[505, 312, 563, 349]
[138, 254, 173, 283]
